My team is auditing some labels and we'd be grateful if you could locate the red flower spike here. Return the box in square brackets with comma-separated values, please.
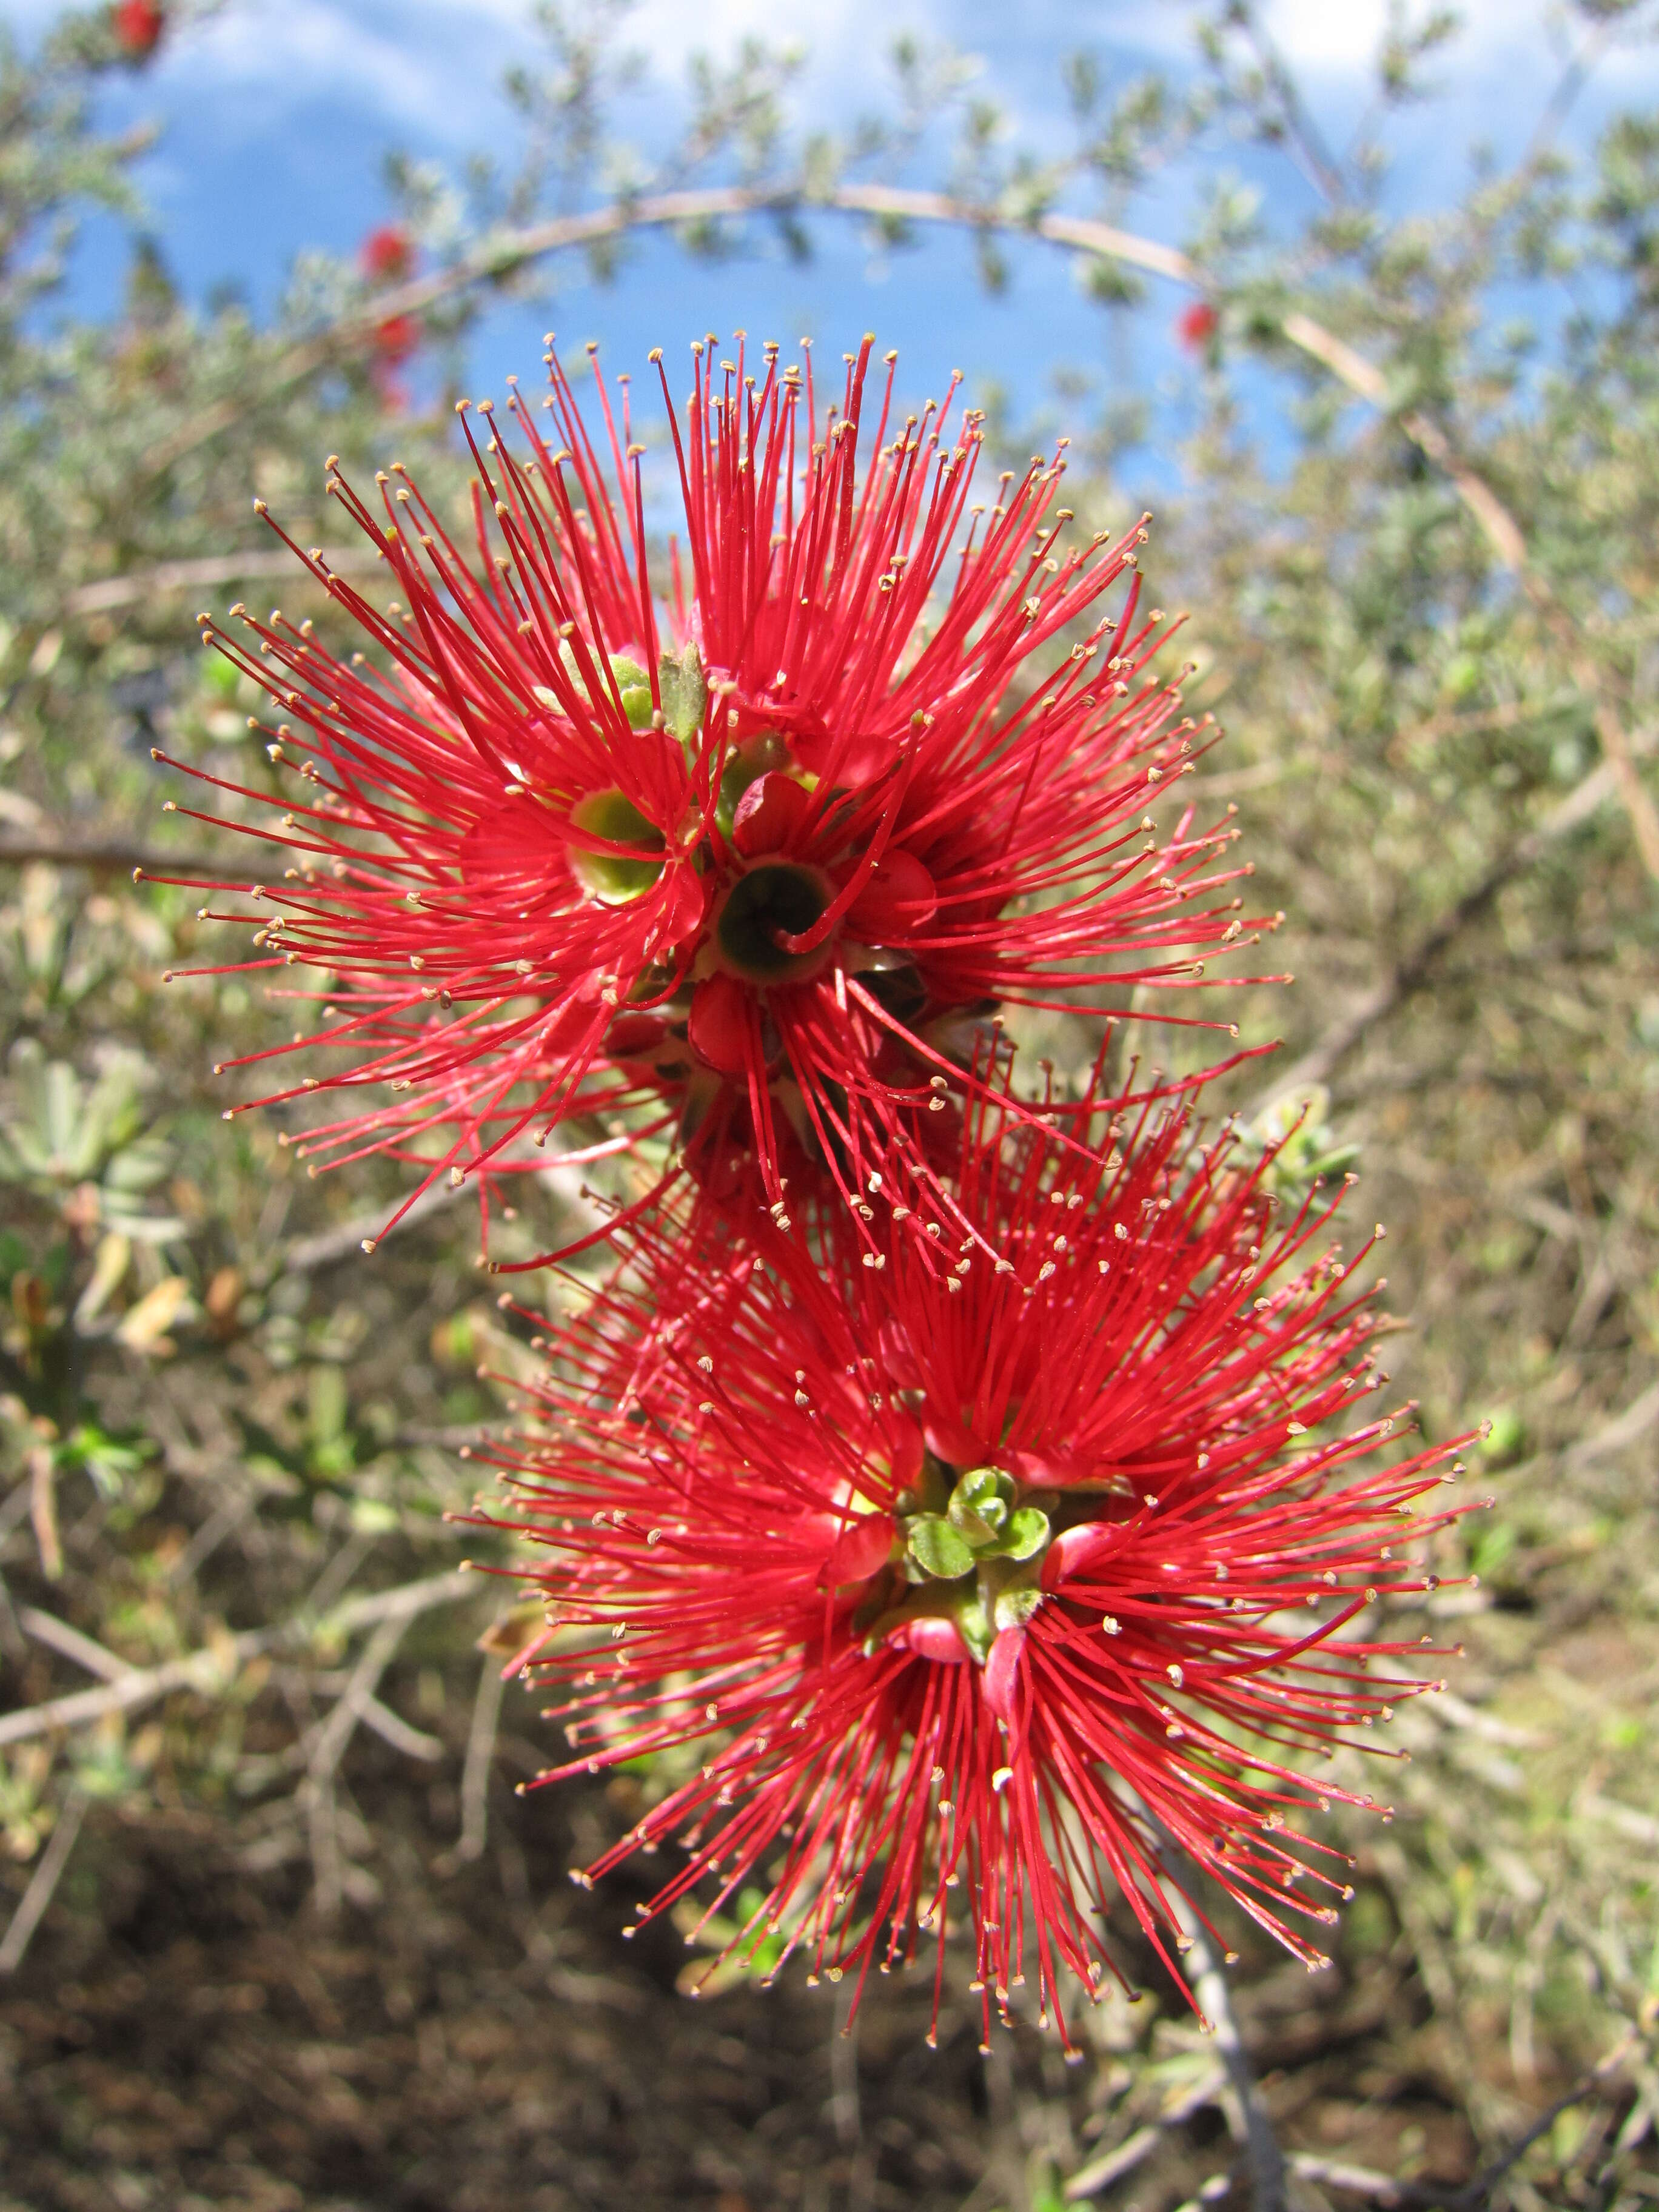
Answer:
[1176, 301, 1220, 352]
[361, 225, 415, 284]
[372, 313, 420, 367]
[158, 336, 1274, 1259]
[112, 0, 164, 58]
[482, 1078, 1478, 2049]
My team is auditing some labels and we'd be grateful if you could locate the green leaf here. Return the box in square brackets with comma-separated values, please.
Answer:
[948, 1464, 1014, 1540]
[988, 1507, 1050, 1562]
[948, 1504, 997, 1546]
[907, 1514, 975, 1580]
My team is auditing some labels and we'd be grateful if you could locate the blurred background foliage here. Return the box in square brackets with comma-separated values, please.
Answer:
[1, 2, 1658, 2208]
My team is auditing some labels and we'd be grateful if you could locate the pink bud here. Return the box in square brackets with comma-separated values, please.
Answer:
[891, 1615, 970, 1664]
[687, 972, 751, 1074]
[823, 1513, 895, 1586]
[1010, 1444, 1078, 1489]
[923, 1413, 977, 1468]
[982, 1625, 1026, 1720]
[1042, 1522, 1115, 1590]
[732, 771, 811, 856]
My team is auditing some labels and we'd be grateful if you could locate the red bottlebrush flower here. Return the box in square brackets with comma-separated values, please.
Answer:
[1176, 301, 1220, 352]
[486, 1082, 1476, 2047]
[156, 337, 1268, 1258]
[361, 225, 415, 284]
[112, 0, 164, 58]
[372, 313, 420, 366]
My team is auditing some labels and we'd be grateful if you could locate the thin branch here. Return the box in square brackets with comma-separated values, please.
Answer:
[0, 1567, 475, 1749]
[1235, 4, 1352, 206]
[304, 1611, 414, 1786]
[330, 1568, 478, 1632]
[356, 1691, 444, 1764]
[27, 1445, 61, 1581]
[1262, 736, 1651, 1102]
[0, 1480, 36, 1544]
[1587, 688, 1659, 884]
[275, 1178, 471, 1278]
[1285, 2151, 1417, 2205]
[1062, 2065, 1228, 2200]
[1157, 1838, 1285, 2212]
[135, 178, 1527, 572]
[118, 169, 1659, 877]
[299, 1610, 423, 1917]
[452, 1651, 505, 1865]
[1580, 1792, 1659, 1849]
[1449, 2025, 1643, 2211]
[18, 1606, 130, 1682]
[0, 1787, 87, 1976]
[0, 837, 238, 874]
[1564, 1378, 1659, 1471]
[62, 541, 384, 618]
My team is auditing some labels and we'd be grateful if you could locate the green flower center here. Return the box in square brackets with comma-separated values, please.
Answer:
[860, 1461, 1052, 1661]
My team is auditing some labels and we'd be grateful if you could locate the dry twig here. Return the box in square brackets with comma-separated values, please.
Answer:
[0, 1788, 87, 1976]
[452, 1652, 506, 1865]
[300, 1610, 417, 1919]
[18, 1606, 129, 1681]
[0, 1567, 474, 1750]
[1062, 2064, 1228, 2200]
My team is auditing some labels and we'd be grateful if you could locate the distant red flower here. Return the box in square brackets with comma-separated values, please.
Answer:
[372, 313, 420, 366]
[487, 1084, 1476, 2046]
[1176, 301, 1219, 352]
[155, 337, 1265, 1258]
[112, 0, 164, 58]
[361, 225, 415, 284]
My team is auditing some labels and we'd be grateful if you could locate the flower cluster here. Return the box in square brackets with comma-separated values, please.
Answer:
[172, 333, 1474, 2039]
[487, 1082, 1470, 2048]
[156, 336, 1265, 1258]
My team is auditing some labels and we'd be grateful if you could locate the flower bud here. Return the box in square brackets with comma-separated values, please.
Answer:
[845, 848, 937, 940]
[890, 1615, 970, 1664]
[822, 1513, 897, 1587]
[983, 1625, 1027, 1720]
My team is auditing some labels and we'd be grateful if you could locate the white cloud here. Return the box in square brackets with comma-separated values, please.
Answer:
[164, 0, 523, 139]
[145, 0, 942, 147]
[1259, 0, 1659, 94]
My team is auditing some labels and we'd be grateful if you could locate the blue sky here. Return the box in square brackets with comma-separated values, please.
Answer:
[17, 0, 1659, 471]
